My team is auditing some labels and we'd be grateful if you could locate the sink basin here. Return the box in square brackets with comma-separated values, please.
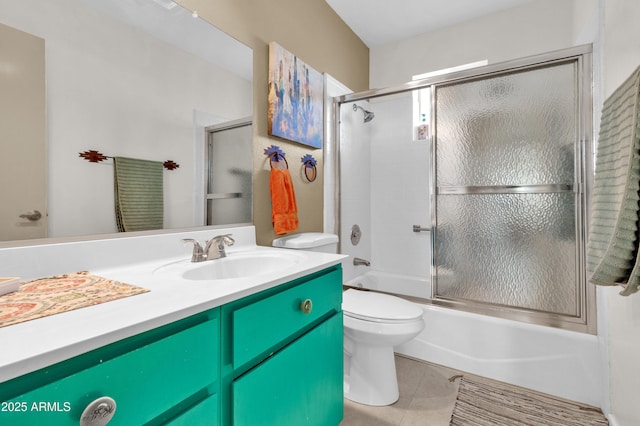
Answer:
[154, 250, 304, 281]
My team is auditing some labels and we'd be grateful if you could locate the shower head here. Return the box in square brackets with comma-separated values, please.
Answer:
[353, 104, 375, 123]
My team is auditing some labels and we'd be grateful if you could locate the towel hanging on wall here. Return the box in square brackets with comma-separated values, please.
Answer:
[114, 156, 164, 232]
[269, 167, 298, 235]
[587, 65, 640, 295]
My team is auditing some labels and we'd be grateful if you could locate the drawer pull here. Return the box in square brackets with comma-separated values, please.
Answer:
[300, 298, 313, 315]
[80, 396, 116, 426]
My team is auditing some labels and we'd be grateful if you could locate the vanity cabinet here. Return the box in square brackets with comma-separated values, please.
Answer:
[0, 309, 220, 426]
[0, 265, 343, 426]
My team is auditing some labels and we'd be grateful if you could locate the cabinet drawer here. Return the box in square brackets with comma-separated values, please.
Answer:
[232, 267, 342, 367]
[2, 314, 219, 426]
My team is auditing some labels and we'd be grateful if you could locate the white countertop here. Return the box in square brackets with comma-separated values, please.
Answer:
[0, 226, 346, 383]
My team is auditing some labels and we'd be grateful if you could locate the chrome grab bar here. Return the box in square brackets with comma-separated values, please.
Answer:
[413, 225, 430, 232]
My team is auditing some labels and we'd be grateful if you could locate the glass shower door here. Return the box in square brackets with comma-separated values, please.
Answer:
[432, 57, 590, 329]
[206, 120, 253, 225]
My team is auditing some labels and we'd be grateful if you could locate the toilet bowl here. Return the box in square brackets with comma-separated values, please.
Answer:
[342, 288, 425, 406]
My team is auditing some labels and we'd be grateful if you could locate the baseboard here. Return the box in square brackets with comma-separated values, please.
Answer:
[607, 414, 620, 426]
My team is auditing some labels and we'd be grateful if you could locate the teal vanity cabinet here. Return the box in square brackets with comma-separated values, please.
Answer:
[221, 265, 344, 426]
[0, 264, 344, 426]
[0, 310, 221, 426]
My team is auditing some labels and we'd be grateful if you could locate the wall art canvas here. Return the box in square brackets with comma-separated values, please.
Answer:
[268, 42, 323, 148]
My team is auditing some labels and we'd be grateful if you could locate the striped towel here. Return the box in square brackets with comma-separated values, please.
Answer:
[587, 66, 640, 295]
[114, 156, 164, 232]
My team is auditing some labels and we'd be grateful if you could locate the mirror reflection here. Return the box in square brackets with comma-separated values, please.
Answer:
[0, 0, 253, 243]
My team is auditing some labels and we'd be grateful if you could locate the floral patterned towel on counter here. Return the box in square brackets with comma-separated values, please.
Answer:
[0, 271, 149, 328]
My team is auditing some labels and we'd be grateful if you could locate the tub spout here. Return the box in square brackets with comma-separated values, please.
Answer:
[353, 257, 371, 266]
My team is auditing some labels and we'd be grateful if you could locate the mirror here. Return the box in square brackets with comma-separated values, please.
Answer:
[0, 0, 253, 245]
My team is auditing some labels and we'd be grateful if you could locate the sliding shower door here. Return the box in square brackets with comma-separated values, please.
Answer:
[206, 119, 253, 226]
[432, 49, 593, 332]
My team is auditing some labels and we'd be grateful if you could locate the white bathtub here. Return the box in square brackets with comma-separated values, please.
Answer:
[345, 270, 604, 407]
[344, 270, 430, 299]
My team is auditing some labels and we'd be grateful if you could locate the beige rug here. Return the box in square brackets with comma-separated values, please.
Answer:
[0, 271, 149, 328]
[450, 375, 608, 426]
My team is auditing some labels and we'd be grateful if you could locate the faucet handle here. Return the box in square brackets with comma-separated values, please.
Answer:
[205, 234, 235, 260]
[208, 234, 235, 246]
[219, 234, 235, 246]
[181, 238, 205, 262]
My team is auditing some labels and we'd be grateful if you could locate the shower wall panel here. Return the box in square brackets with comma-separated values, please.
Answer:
[370, 95, 431, 278]
[339, 102, 373, 284]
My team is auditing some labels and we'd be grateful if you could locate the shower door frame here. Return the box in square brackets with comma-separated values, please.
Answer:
[333, 44, 595, 334]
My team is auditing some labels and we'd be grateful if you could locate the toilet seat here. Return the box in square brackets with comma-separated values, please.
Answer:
[342, 289, 423, 324]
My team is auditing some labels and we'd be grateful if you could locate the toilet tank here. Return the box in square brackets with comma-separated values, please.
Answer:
[272, 233, 339, 254]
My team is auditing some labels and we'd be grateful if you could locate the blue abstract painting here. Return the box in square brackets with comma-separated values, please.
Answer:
[268, 42, 323, 149]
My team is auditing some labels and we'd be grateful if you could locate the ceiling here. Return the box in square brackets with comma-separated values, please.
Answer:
[325, 0, 534, 47]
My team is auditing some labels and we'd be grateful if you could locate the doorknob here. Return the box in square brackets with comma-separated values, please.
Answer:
[19, 210, 42, 221]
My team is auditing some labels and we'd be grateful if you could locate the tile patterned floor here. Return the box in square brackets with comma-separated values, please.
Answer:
[341, 355, 461, 426]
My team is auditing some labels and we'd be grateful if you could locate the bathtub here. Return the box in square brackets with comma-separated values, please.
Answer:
[344, 270, 430, 299]
[344, 270, 603, 407]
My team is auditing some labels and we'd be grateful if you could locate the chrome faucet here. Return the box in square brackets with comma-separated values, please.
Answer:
[205, 234, 235, 260]
[182, 234, 235, 262]
[353, 257, 371, 266]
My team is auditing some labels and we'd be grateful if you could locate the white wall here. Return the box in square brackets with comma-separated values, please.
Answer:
[1, 0, 252, 238]
[370, 0, 596, 89]
[601, 1, 640, 424]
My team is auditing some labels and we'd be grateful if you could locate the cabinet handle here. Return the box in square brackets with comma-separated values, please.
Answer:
[80, 396, 116, 426]
[300, 298, 313, 315]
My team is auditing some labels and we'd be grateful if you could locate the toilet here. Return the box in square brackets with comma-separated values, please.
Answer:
[272, 232, 339, 253]
[342, 289, 424, 406]
[273, 232, 426, 407]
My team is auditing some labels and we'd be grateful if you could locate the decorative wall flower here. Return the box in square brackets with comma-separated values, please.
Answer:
[264, 145, 286, 161]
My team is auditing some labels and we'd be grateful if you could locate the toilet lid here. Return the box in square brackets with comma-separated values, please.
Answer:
[342, 289, 423, 323]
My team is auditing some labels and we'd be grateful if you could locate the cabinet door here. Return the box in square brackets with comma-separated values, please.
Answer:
[1, 315, 220, 426]
[164, 394, 218, 426]
[233, 314, 343, 426]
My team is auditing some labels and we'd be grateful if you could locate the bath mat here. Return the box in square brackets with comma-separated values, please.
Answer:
[450, 375, 608, 426]
[0, 271, 149, 328]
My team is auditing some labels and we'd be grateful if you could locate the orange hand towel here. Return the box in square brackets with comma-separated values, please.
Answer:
[270, 168, 299, 235]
